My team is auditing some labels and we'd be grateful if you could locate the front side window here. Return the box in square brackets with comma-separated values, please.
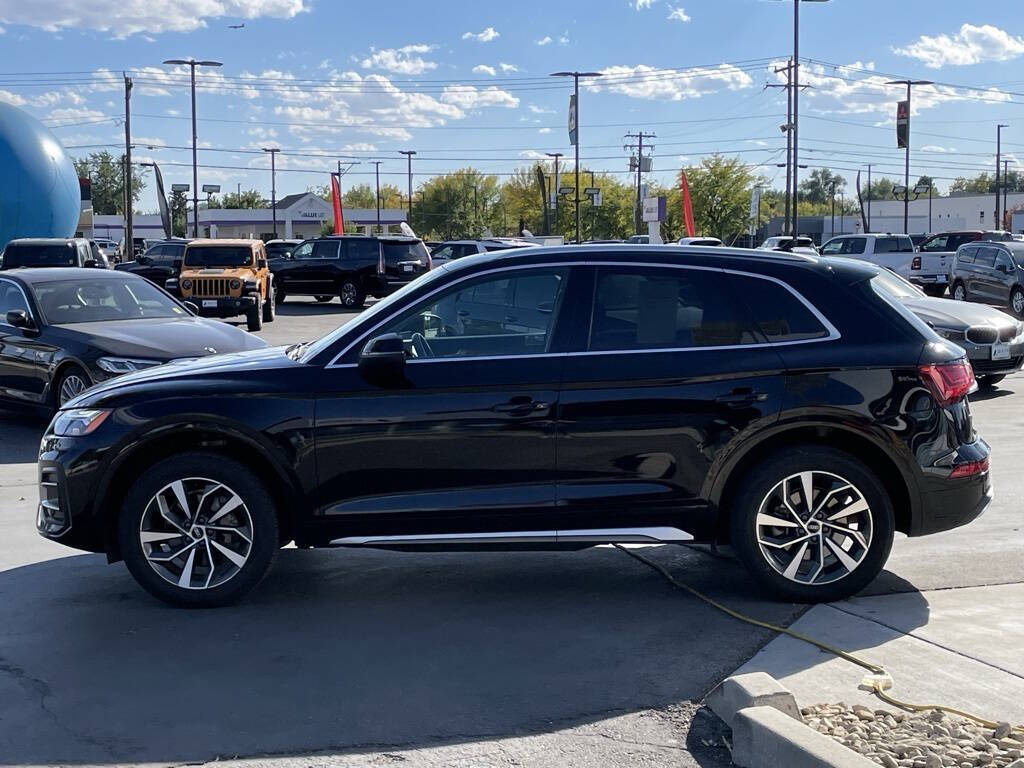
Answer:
[975, 247, 998, 268]
[32, 278, 188, 324]
[921, 235, 948, 252]
[820, 239, 844, 255]
[996, 251, 1013, 272]
[0, 280, 30, 321]
[291, 242, 314, 260]
[375, 268, 568, 360]
[588, 267, 761, 351]
[844, 237, 867, 255]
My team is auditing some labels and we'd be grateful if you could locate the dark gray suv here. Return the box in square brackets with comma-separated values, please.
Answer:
[951, 240, 1024, 317]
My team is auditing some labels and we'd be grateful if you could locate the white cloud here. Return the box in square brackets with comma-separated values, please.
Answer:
[558, 33, 570, 45]
[440, 84, 519, 109]
[529, 104, 555, 114]
[462, 26, 499, 42]
[0, 0, 307, 37]
[921, 145, 957, 153]
[519, 150, 547, 160]
[635, 0, 653, 8]
[360, 44, 438, 75]
[895, 24, 1024, 68]
[667, 6, 689, 22]
[133, 135, 167, 147]
[0, 90, 26, 106]
[538, 127, 551, 134]
[473, 64, 497, 76]
[499, 62, 520, 73]
[536, 35, 552, 46]
[588, 63, 752, 101]
[47, 107, 105, 121]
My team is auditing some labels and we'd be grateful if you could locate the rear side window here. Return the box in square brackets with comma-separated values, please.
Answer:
[312, 240, 339, 259]
[975, 247, 998, 268]
[343, 239, 379, 262]
[735, 275, 831, 343]
[588, 267, 762, 351]
[957, 247, 977, 264]
[875, 237, 914, 254]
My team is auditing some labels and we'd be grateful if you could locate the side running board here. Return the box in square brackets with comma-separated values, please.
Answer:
[330, 526, 693, 548]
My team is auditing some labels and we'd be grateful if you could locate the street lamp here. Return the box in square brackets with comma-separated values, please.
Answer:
[885, 78, 933, 234]
[550, 71, 603, 243]
[913, 182, 933, 233]
[262, 148, 280, 239]
[545, 152, 564, 235]
[163, 58, 222, 238]
[997, 124, 1009, 229]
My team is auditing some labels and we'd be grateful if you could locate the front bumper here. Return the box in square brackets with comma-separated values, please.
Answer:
[960, 339, 1024, 377]
[184, 295, 258, 318]
[36, 430, 108, 553]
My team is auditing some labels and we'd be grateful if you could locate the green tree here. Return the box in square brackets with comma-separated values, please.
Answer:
[342, 184, 376, 209]
[865, 177, 899, 203]
[220, 189, 266, 209]
[915, 175, 935, 192]
[684, 154, 757, 241]
[412, 169, 500, 240]
[73, 150, 148, 215]
[169, 189, 188, 237]
[799, 167, 845, 206]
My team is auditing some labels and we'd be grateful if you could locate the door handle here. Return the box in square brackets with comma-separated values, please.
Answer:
[715, 389, 768, 406]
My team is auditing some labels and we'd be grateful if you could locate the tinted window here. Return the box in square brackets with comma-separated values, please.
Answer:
[950, 234, 980, 250]
[184, 246, 253, 267]
[921, 235, 948, 252]
[32, 278, 188, 324]
[875, 237, 913, 254]
[378, 269, 567, 359]
[343, 239, 379, 263]
[820, 239, 844, 255]
[0, 280, 30, 320]
[2, 243, 77, 268]
[382, 241, 429, 265]
[430, 244, 455, 261]
[736, 275, 830, 343]
[995, 251, 1013, 271]
[312, 240, 339, 260]
[589, 267, 761, 351]
[957, 247, 977, 264]
[975, 247, 997, 268]
[844, 237, 867, 255]
[292, 242, 314, 259]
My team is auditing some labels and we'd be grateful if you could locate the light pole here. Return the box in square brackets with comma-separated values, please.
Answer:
[163, 58, 222, 238]
[399, 150, 415, 225]
[997, 124, 1009, 229]
[371, 160, 383, 233]
[885, 77, 933, 233]
[262, 148, 280, 239]
[545, 152, 563, 236]
[913, 182, 933, 233]
[551, 70, 603, 243]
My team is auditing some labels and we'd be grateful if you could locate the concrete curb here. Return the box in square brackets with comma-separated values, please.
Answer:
[707, 673, 877, 768]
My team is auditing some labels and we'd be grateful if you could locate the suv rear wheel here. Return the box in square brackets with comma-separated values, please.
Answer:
[339, 279, 365, 309]
[952, 281, 968, 301]
[118, 452, 278, 607]
[730, 446, 894, 603]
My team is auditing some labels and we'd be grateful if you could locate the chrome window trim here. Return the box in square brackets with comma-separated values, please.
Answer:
[0, 277, 36, 328]
[324, 260, 841, 369]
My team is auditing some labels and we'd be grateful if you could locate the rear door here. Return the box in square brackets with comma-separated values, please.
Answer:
[0, 279, 55, 404]
[556, 263, 798, 534]
[971, 246, 999, 301]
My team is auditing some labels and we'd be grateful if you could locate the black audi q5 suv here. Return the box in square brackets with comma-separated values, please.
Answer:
[37, 245, 991, 606]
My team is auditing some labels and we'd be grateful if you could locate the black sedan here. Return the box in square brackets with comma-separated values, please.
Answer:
[36, 247, 990, 608]
[0, 268, 267, 409]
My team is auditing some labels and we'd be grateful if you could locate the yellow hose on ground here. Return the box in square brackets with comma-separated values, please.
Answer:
[612, 544, 1024, 734]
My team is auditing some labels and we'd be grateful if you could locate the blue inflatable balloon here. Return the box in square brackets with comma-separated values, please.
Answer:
[0, 102, 81, 251]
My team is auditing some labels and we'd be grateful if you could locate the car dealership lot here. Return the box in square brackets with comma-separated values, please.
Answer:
[2, 301, 1024, 766]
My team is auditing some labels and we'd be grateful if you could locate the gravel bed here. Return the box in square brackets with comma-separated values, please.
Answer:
[801, 703, 1024, 768]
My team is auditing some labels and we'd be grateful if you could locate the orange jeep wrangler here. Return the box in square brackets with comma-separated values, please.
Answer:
[168, 239, 275, 332]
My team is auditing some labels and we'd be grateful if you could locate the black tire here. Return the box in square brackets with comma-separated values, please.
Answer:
[315, 295, 333, 303]
[339, 279, 365, 309]
[247, 303, 264, 332]
[262, 288, 276, 323]
[729, 445, 895, 603]
[275, 290, 286, 305]
[53, 363, 92, 408]
[952, 281, 968, 302]
[978, 375, 1005, 390]
[1011, 286, 1024, 319]
[118, 452, 278, 607]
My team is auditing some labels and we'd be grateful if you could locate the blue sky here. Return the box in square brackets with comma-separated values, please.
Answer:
[2, 0, 1024, 210]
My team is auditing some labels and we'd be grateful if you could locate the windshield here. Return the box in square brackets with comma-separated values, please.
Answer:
[871, 268, 925, 300]
[2, 243, 76, 268]
[299, 266, 452, 362]
[184, 246, 253, 267]
[32, 278, 188, 325]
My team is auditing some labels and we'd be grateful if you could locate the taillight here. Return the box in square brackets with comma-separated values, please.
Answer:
[919, 360, 975, 406]
[911, 256, 922, 270]
[950, 457, 989, 478]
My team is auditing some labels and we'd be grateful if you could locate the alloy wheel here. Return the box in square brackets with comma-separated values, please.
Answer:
[58, 374, 89, 405]
[755, 470, 873, 586]
[341, 282, 358, 306]
[954, 284, 966, 301]
[1014, 290, 1024, 316]
[138, 478, 254, 590]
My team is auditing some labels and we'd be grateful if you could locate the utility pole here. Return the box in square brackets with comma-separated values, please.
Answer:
[768, 60, 793, 235]
[866, 164, 872, 232]
[886, 78, 933, 234]
[1004, 158, 1010, 228]
[589, 170, 597, 241]
[830, 180, 836, 239]
[262, 147, 279, 239]
[371, 160, 383, 234]
[399, 150, 415, 224]
[997, 124, 1009, 229]
[123, 74, 133, 253]
[624, 131, 656, 235]
[545, 152, 563, 236]
[551, 70, 603, 243]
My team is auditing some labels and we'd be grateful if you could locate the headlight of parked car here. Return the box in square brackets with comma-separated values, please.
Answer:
[231, 279, 242, 291]
[933, 327, 965, 341]
[96, 357, 164, 374]
[52, 409, 110, 437]
[181, 278, 192, 291]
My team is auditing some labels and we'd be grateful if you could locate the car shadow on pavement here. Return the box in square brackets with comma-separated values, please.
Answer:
[969, 387, 1015, 403]
[0, 542, 809, 765]
[0, 407, 49, 465]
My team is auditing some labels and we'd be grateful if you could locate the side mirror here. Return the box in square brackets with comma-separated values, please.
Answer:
[999, 263, 1010, 274]
[6, 310, 32, 330]
[137, 255, 150, 265]
[358, 333, 407, 385]
[183, 301, 199, 315]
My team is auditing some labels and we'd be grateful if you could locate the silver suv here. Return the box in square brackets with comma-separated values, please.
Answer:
[951, 240, 1024, 317]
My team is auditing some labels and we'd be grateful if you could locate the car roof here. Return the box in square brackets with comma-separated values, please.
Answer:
[186, 238, 259, 247]
[5, 238, 86, 246]
[0, 267, 144, 284]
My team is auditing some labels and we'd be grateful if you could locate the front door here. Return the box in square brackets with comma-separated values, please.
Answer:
[556, 265, 811, 536]
[0, 279, 54, 404]
[971, 246, 1000, 301]
[309, 265, 575, 542]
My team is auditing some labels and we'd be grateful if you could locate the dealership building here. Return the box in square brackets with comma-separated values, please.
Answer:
[865, 191, 1024, 235]
[92, 192, 408, 242]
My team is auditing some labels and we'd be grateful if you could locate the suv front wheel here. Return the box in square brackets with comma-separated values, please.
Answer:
[730, 446, 895, 603]
[118, 452, 279, 607]
[247, 300, 264, 332]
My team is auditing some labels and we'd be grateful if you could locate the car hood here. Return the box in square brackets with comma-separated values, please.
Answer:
[56, 317, 268, 359]
[901, 296, 1018, 331]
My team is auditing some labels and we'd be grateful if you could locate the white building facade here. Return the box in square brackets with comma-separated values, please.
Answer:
[866, 192, 1024, 234]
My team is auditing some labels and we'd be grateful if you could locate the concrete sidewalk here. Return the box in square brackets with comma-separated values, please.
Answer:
[735, 582, 1024, 726]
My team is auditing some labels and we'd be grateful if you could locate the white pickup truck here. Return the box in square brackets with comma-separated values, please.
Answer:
[916, 231, 1015, 294]
[819, 233, 940, 290]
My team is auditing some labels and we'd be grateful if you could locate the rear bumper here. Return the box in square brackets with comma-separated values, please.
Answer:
[909, 274, 948, 286]
[912, 438, 992, 536]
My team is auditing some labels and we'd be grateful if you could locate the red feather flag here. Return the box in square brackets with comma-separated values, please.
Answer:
[331, 174, 344, 235]
[680, 170, 696, 237]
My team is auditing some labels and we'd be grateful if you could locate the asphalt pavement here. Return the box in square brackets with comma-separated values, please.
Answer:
[1, 298, 1022, 767]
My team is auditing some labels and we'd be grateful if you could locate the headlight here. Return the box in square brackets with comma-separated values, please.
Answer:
[96, 357, 164, 374]
[231, 279, 242, 290]
[181, 278, 193, 290]
[52, 409, 110, 437]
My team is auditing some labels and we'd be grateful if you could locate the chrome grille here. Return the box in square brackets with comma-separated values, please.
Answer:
[1000, 326, 1017, 342]
[966, 326, 998, 344]
[193, 278, 229, 297]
